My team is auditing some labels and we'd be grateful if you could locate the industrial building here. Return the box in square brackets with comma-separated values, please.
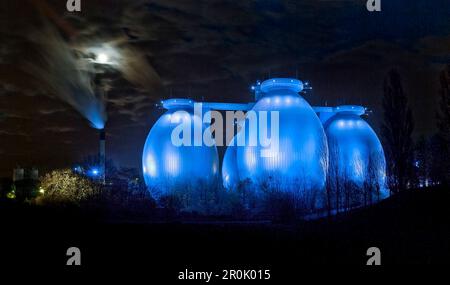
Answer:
[142, 78, 388, 210]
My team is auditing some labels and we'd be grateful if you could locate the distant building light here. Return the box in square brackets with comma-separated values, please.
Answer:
[89, 168, 100, 177]
[73, 166, 82, 173]
[6, 190, 16, 199]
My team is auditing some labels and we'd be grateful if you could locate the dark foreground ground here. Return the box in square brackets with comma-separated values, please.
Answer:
[0, 187, 449, 277]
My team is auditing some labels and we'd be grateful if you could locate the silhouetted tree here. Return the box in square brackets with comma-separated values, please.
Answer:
[326, 137, 345, 214]
[413, 136, 432, 188]
[435, 64, 450, 185]
[364, 151, 384, 204]
[237, 178, 254, 210]
[429, 134, 444, 186]
[381, 69, 414, 193]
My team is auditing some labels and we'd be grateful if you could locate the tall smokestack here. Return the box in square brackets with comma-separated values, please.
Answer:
[99, 129, 106, 184]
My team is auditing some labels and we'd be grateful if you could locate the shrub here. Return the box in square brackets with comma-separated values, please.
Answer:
[36, 169, 100, 207]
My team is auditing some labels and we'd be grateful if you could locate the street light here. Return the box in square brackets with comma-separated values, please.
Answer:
[91, 168, 99, 176]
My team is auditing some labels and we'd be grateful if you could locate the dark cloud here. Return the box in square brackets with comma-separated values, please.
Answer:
[38, 107, 68, 115]
[43, 127, 76, 133]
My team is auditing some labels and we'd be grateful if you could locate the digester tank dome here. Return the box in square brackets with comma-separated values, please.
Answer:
[260, 78, 304, 93]
[333, 105, 365, 116]
[235, 77, 328, 193]
[162, 98, 194, 110]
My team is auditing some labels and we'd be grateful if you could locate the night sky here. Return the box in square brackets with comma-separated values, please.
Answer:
[1, 0, 450, 177]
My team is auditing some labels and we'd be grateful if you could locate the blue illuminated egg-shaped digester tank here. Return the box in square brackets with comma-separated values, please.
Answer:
[222, 137, 239, 189]
[324, 105, 388, 205]
[142, 99, 219, 194]
[234, 78, 328, 193]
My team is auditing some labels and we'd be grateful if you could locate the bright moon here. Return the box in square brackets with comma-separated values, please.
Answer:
[96, 53, 109, 64]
